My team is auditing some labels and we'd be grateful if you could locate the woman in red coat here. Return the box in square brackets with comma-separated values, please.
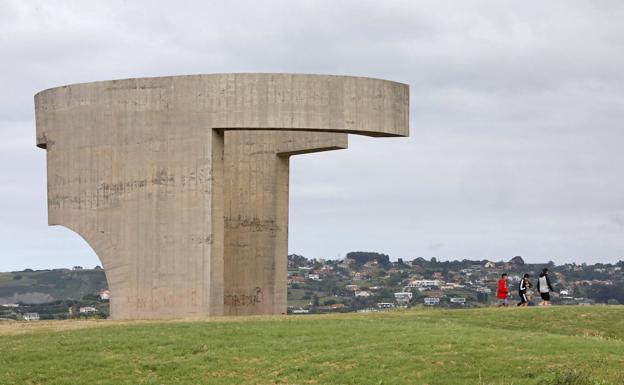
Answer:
[496, 273, 509, 307]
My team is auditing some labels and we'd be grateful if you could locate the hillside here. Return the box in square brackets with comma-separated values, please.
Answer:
[0, 268, 107, 304]
[0, 269, 107, 304]
[2, 255, 623, 315]
[1, 306, 623, 385]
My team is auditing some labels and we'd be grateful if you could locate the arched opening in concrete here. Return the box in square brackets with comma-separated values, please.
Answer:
[49, 224, 113, 318]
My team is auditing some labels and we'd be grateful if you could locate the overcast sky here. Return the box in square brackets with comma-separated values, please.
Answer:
[1, 0, 623, 270]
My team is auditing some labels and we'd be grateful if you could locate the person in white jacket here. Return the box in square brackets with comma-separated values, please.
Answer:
[537, 268, 554, 306]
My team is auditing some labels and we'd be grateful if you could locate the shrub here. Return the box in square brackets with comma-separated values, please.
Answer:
[543, 369, 607, 385]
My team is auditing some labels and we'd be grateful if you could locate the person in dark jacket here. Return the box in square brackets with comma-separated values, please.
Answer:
[517, 273, 532, 307]
[537, 268, 554, 306]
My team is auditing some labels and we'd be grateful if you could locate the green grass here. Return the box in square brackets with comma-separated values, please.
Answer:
[1, 306, 623, 385]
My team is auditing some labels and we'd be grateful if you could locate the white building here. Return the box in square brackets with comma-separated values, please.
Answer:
[424, 297, 440, 306]
[99, 290, 111, 300]
[79, 306, 98, 314]
[484, 261, 496, 268]
[405, 279, 443, 288]
[394, 292, 413, 304]
[23, 312, 39, 321]
[355, 291, 371, 297]
[450, 297, 466, 303]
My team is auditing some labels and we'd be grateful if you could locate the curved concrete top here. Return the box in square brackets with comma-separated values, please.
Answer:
[35, 73, 409, 149]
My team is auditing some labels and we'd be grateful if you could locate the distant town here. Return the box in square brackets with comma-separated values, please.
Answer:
[285, 253, 624, 314]
[1, 253, 623, 320]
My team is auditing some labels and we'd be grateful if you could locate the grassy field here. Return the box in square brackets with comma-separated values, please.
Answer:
[0, 306, 623, 385]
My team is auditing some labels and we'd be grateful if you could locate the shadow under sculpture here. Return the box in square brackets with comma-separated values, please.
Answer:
[35, 74, 409, 319]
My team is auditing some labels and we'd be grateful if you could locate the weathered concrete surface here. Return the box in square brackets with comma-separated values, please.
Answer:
[35, 74, 409, 319]
[223, 131, 347, 315]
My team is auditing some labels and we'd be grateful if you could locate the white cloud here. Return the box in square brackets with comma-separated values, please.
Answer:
[1, 0, 623, 269]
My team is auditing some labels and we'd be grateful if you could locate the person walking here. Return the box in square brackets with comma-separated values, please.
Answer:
[517, 273, 532, 307]
[496, 273, 509, 307]
[537, 268, 554, 306]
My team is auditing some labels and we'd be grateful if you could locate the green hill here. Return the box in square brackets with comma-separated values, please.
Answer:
[0, 269, 107, 304]
[1, 306, 622, 384]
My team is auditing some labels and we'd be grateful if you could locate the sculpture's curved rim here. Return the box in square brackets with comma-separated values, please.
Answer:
[35, 72, 408, 97]
[35, 72, 409, 141]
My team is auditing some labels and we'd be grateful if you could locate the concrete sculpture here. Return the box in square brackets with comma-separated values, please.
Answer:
[35, 74, 409, 319]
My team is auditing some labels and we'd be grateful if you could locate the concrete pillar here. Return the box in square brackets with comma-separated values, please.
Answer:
[223, 131, 347, 315]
